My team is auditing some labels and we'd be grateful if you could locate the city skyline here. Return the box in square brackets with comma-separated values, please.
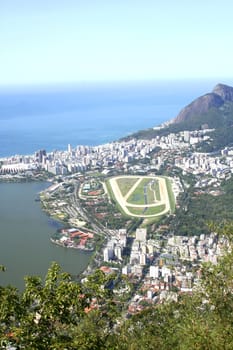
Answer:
[1, 0, 233, 86]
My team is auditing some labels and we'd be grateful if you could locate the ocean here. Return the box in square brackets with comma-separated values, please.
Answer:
[0, 79, 220, 158]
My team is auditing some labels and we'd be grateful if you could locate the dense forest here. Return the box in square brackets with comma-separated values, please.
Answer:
[161, 176, 233, 236]
[0, 223, 233, 349]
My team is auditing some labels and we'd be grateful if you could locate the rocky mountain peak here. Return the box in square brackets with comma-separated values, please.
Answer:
[173, 83, 233, 124]
[212, 83, 233, 102]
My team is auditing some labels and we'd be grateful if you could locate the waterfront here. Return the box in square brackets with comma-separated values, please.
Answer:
[0, 80, 217, 157]
[0, 181, 91, 290]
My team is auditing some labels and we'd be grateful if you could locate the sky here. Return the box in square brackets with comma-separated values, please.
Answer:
[1, 0, 233, 86]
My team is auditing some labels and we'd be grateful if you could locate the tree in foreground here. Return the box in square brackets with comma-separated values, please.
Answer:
[0, 222, 233, 349]
[0, 263, 117, 349]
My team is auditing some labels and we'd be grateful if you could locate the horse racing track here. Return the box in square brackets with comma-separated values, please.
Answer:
[108, 175, 174, 218]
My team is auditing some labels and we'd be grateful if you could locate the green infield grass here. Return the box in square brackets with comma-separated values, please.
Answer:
[126, 204, 166, 216]
[116, 177, 139, 197]
[127, 178, 160, 205]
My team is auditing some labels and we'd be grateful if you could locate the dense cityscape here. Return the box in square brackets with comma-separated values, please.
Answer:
[1, 125, 232, 182]
[0, 124, 231, 316]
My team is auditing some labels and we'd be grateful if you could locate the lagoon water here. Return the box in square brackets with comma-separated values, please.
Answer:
[0, 182, 91, 290]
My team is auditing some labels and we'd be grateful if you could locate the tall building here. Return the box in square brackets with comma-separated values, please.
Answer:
[136, 228, 147, 241]
[139, 252, 146, 266]
[122, 265, 131, 275]
[35, 149, 46, 163]
[103, 248, 110, 262]
[114, 245, 122, 260]
[183, 130, 190, 142]
[150, 265, 159, 278]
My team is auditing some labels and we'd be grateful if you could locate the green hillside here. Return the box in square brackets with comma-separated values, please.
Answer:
[124, 101, 233, 153]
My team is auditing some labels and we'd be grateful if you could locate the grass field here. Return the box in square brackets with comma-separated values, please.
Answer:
[116, 177, 139, 197]
[127, 178, 161, 205]
[127, 178, 150, 204]
[154, 180, 161, 201]
[165, 177, 176, 213]
[126, 204, 166, 216]
[147, 179, 161, 202]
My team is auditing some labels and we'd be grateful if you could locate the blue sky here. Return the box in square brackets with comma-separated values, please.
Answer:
[1, 0, 233, 85]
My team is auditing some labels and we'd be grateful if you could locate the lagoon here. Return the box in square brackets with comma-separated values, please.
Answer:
[0, 181, 91, 290]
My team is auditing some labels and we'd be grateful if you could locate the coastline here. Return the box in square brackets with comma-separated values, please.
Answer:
[0, 79, 209, 158]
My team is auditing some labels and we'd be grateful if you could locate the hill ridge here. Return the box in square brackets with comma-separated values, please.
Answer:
[173, 83, 233, 124]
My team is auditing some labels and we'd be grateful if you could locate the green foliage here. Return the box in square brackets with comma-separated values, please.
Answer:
[0, 263, 120, 349]
[18, 263, 88, 348]
[1, 224, 233, 349]
[0, 265, 6, 272]
[125, 101, 233, 154]
[165, 177, 176, 213]
[126, 204, 165, 215]
[127, 178, 150, 204]
[172, 178, 233, 235]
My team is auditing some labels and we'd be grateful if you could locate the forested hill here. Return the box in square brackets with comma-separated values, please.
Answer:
[123, 83, 233, 152]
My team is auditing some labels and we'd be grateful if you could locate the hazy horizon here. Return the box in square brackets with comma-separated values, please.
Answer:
[1, 77, 233, 93]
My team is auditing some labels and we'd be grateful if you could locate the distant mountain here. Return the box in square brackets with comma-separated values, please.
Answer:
[124, 83, 233, 152]
[173, 83, 233, 124]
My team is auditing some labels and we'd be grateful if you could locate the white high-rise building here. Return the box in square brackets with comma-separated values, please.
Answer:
[161, 266, 171, 277]
[139, 252, 146, 266]
[141, 242, 147, 254]
[103, 247, 114, 262]
[122, 265, 131, 275]
[114, 245, 122, 260]
[103, 248, 110, 262]
[150, 265, 159, 278]
[183, 130, 190, 142]
[118, 229, 127, 247]
[147, 290, 153, 299]
[136, 228, 147, 241]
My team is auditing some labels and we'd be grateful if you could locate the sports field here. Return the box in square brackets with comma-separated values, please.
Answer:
[108, 175, 174, 218]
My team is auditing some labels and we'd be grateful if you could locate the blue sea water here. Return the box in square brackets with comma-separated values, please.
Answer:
[0, 80, 222, 157]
